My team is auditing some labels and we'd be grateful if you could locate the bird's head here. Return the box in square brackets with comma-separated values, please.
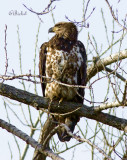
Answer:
[48, 22, 78, 41]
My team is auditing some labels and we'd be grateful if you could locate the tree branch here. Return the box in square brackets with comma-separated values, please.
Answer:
[92, 101, 125, 111]
[105, 0, 127, 31]
[87, 49, 127, 82]
[61, 123, 113, 160]
[0, 119, 64, 160]
[33, 116, 57, 160]
[0, 83, 127, 133]
[105, 66, 126, 82]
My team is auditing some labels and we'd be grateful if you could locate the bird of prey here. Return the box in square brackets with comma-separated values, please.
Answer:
[39, 22, 87, 142]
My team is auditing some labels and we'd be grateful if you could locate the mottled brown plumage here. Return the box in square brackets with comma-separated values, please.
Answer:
[39, 22, 87, 142]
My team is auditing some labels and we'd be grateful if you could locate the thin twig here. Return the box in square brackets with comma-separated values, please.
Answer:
[65, 0, 95, 27]
[23, 4, 55, 15]
[0, 73, 89, 89]
[122, 81, 127, 104]
[105, 0, 127, 31]
[4, 25, 8, 76]
[61, 123, 113, 160]
[0, 118, 64, 160]
[105, 67, 126, 82]
[23, 0, 60, 15]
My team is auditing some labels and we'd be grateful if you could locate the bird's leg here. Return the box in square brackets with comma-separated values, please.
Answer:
[58, 97, 63, 107]
[47, 99, 53, 117]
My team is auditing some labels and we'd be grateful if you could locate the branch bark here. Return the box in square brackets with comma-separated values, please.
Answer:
[0, 119, 64, 160]
[0, 83, 127, 133]
[87, 49, 127, 82]
[32, 116, 57, 160]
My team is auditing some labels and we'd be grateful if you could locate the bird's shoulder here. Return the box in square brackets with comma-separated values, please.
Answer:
[76, 41, 87, 61]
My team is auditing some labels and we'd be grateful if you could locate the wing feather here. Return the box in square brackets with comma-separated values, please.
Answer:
[39, 42, 48, 96]
[77, 41, 87, 103]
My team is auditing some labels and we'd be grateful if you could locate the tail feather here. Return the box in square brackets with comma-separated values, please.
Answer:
[57, 116, 79, 142]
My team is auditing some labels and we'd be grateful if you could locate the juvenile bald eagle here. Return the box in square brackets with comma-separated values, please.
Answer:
[39, 22, 87, 142]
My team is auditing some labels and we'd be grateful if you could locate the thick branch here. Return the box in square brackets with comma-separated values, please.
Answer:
[93, 101, 125, 111]
[0, 119, 64, 160]
[87, 49, 127, 81]
[33, 116, 57, 160]
[0, 83, 127, 132]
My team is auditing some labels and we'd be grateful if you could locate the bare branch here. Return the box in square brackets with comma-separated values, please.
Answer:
[23, 4, 55, 15]
[65, 0, 95, 27]
[122, 81, 127, 104]
[0, 73, 89, 89]
[105, 67, 126, 82]
[32, 116, 57, 160]
[1, 49, 127, 91]
[61, 123, 113, 160]
[87, 49, 127, 82]
[43, 125, 59, 149]
[89, 66, 126, 88]
[93, 101, 125, 112]
[23, 0, 60, 16]
[105, 0, 127, 31]
[0, 119, 64, 160]
[0, 83, 127, 133]
[4, 25, 8, 76]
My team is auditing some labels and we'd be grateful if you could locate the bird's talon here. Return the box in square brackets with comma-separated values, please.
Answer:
[58, 98, 63, 107]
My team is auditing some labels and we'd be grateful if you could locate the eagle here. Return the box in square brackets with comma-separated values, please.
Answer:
[39, 22, 87, 142]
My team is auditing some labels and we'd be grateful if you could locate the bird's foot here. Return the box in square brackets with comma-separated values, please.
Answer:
[58, 97, 63, 107]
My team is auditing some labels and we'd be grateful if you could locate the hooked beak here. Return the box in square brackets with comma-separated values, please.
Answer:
[48, 27, 54, 33]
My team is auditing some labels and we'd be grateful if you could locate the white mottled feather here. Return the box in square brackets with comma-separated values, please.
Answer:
[45, 43, 83, 100]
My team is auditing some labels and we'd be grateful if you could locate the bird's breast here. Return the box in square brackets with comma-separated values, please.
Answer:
[45, 45, 83, 99]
